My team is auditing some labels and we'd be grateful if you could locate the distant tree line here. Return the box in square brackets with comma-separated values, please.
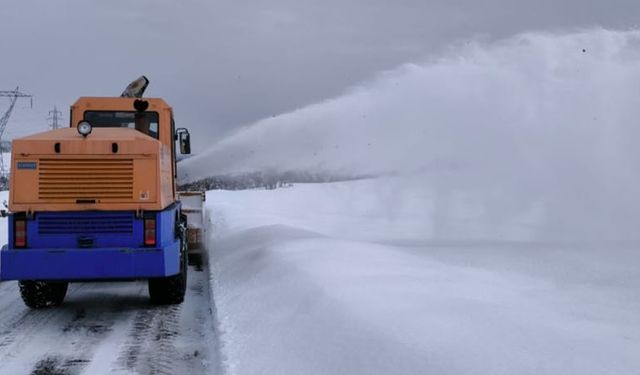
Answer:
[178, 170, 373, 191]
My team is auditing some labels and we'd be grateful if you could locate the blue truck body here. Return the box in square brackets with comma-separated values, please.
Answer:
[0, 204, 181, 281]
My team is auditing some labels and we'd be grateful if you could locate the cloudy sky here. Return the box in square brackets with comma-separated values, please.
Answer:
[1, 0, 638, 150]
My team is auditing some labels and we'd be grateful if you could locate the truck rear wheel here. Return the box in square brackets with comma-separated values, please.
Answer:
[148, 237, 187, 305]
[19, 281, 68, 309]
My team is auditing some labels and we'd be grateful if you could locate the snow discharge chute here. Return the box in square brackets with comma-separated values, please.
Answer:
[120, 75, 150, 98]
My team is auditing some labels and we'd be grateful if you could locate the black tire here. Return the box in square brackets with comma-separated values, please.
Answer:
[19, 281, 68, 309]
[187, 251, 203, 267]
[148, 235, 187, 305]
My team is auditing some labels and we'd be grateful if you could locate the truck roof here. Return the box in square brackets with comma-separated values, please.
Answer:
[71, 97, 172, 115]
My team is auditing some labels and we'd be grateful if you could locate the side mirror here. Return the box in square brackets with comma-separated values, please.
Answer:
[176, 128, 191, 155]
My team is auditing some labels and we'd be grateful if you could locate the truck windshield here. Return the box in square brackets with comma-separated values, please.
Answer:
[84, 111, 159, 139]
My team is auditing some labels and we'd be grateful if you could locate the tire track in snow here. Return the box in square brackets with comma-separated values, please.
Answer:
[32, 291, 145, 375]
[0, 282, 144, 375]
[0, 283, 90, 359]
[30, 357, 89, 375]
[116, 305, 181, 375]
[0, 266, 218, 374]
[115, 266, 212, 375]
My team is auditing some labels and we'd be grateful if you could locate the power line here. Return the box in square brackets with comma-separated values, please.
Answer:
[0, 87, 33, 178]
[48, 106, 63, 130]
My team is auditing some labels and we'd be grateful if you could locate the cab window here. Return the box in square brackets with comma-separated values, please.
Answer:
[83, 111, 159, 139]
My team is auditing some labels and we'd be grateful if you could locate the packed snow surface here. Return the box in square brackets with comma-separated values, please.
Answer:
[207, 179, 640, 375]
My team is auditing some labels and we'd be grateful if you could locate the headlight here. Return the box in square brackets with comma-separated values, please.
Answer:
[77, 121, 92, 137]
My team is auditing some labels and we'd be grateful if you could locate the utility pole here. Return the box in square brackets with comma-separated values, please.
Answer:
[0, 87, 33, 180]
[48, 106, 63, 130]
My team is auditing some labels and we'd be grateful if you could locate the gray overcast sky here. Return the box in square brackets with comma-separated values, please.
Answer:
[1, 0, 639, 150]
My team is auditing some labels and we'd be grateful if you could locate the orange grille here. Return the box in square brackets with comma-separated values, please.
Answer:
[38, 159, 134, 201]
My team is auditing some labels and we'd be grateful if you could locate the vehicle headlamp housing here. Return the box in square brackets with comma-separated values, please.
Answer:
[77, 121, 92, 137]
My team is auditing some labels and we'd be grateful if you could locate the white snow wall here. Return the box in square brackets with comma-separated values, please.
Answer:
[182, 29, 640, 241]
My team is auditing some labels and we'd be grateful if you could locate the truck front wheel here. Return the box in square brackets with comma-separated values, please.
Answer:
[19, 281, 69, 309]
[148, 238, 187, 305]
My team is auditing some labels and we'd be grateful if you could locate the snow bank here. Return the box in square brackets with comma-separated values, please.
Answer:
[206, 179, 640, 375]
[207, 177, 542, 242]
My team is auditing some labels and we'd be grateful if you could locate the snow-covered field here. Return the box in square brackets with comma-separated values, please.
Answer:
[207, 179, 640, 375]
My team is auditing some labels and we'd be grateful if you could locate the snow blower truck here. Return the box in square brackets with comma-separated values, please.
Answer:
[0, 76, 196, 308]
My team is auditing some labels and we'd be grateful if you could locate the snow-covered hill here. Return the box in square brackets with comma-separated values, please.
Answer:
[206, 178, 640, 375]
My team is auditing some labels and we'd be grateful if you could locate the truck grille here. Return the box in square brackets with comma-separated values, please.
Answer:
[38, 159, 134, 201]
[38, 213, 134, 235]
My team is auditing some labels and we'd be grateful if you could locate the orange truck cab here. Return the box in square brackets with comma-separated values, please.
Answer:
[1, 89, 193, 308]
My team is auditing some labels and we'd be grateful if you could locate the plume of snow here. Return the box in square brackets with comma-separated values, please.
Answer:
[183, 29, 640, 241]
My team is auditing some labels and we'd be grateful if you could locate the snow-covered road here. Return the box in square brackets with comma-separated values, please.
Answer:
[0, 265, 218, 375]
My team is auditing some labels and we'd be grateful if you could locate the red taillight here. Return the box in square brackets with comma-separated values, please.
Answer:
[15, 219, 26, 248]
[144, 218, 156, 246]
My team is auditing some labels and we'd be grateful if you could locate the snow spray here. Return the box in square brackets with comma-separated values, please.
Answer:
[182, 29, 640, 241]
